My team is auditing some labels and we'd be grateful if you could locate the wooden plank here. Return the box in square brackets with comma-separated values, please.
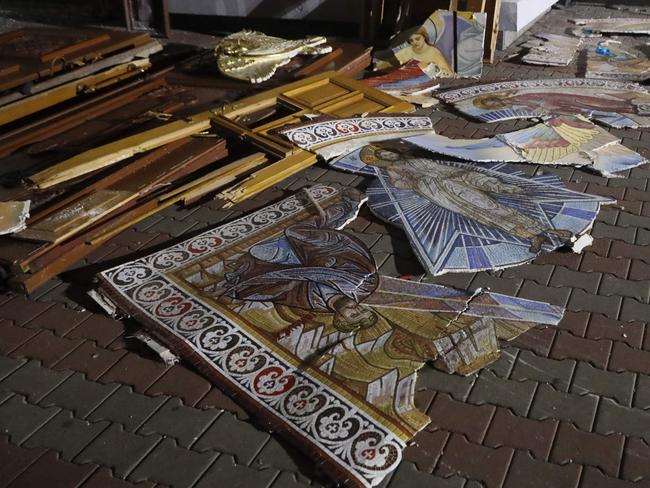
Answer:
[219, 150, 318, 206]
[0, 27, 153, 93]
[0, 41, 162, 108]
[27, 111, 211, 189]
[483, 0, 501, 63]
[0, 59, 151, 127]
[0, 71, 170, 159]
[464, 0, 487, 11]
[18, 190, 135, 243]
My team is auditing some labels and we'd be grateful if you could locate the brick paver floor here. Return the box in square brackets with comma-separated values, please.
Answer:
[1, 3, 650, 488]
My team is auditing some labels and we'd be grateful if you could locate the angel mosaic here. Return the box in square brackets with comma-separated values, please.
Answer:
[437, 78, 650, 128]
[95, 186, 564, 488]
[372, 9, 486, 97]
[332, 140, 614, 275]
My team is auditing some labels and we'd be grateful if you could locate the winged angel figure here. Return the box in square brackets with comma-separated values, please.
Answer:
[332, 139, 614, 275]
[215, 30, 332, 83]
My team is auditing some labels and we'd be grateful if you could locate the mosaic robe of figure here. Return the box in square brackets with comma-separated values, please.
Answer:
[437, 78, 650, 128]
[331, 141, 614, 275]
[404, 115, 648, 177]
[94, 186, 564, 488]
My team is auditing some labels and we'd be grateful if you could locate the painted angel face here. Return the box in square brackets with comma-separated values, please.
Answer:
[408, 33, 427, 50]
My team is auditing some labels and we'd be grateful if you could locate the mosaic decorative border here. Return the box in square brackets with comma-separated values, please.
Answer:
[280, 116, 433, 150]
[437, 78, 650, 103]
[97, 186, 403, 488]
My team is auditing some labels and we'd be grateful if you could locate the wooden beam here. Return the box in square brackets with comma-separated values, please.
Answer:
[0, 59, 151, 127]
[483, 0, 501, 63]
[27, 112, 212, 189]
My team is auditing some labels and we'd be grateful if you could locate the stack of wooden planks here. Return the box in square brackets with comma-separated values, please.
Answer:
[0, 27, 403, 293]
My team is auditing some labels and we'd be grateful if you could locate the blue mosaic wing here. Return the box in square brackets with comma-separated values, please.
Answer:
[367, 161, 612, 275]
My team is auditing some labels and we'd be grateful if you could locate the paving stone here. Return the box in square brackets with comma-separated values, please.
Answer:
[425, 272, 476, 290]
[0, 320, 39, 354]
[389, 461, 466, 488]
[435, 433, 514, 488]
[426, 393, 495, 443]
[55, 341, 126, 380]
[0, 296, 53, 326]
[404, 429, 449, 473]
[609, 342, 650, 375]
[629, 259, 650, 280]
[268, 471, 322, 488]
[635, 227, 650, 246]
[253, 436, 315, 476]
[633, 374, 650, 410]
[23, 410, 109, 461]
[580, 253, 630, 279]
[619, 297, 650, 322]
[550, 267, 600, 294]
[484, 407, 558, 460]
[80, 466, 156, 488]
[378, 254, 425, 278]
[39, 372, 120, 419]
[534, 251, 581, 271]
[591, 222, 636, 244]
[597, 207, 619, 225]
[0, 435, 47, 486]
[551, 331, 612, 370]
[98, 353, 168, 393]
[76, 424, 162, 477]
[0, 395, 60, 445]
[586, 314, 644, 349]
[6, 450, 97, 488]
[65, 315, 126, 348]
[416, 366, 476, 401]
[585, 237, 611, 258]
[595, 398, 650, 442]
[87, 384, 168, 432]
[570, 362, 635, 407]
[506, 327, 556, 358]
[128, 438, 218, 488]
[138, 397, 219, 448]
[0, 360, 73, 403]
[503, 450, 581, 488]
[145, 364, 212, 407]
[470, 272, 523, 296]
[610, 240, 650, 263]
[501, 264, 555, 285]
[550, 423, 624, 477]
[195, 387, 249, 420]
[617, 211, 650, 229]
[511, 350, 576, 392]
[517, 281, 571, 307]
[580, 466, 646, 488]
[599, 274, 650, 303]
[12, 330, 84, 367]
[194, 454, 279, 488]
[622, 437, 650, 482]
[0, 355, 27, 381]
[557, 311, 590, 336]
[567, 289, 622, 319]
[468, 369, 536, 417]
[193, 411, 269, 465]
[486, 348, 517, 378]
[529, 385, 598, 432]
[24, 305, 92, 336]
